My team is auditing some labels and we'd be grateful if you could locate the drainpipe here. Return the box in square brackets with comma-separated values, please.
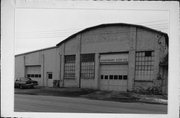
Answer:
[23, 55, 26, 77]
[59, 53, 61, 87]
[79, 34, 82, 88]
[42, 54, 45, 87]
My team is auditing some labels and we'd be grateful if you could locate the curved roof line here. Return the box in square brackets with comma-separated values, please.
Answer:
[56, 23, 168, 46]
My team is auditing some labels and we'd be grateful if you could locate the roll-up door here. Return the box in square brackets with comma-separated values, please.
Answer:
[100, 53, 128, 91]
[26, 66, 42, 86]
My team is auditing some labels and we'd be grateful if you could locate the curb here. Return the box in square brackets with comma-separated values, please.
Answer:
[138, 97, 167, 105]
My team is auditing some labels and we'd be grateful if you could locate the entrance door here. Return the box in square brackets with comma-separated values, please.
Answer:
[46, 72, 53, 87]
[100, 64, 128, 91]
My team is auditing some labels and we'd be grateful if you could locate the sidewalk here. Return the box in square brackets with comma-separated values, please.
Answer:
[15, 87, 167, 105]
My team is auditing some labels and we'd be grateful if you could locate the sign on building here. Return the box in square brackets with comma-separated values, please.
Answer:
[100, 53, 128, 63]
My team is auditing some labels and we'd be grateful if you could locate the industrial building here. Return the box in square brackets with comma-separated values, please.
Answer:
[15, 23, 168, 94]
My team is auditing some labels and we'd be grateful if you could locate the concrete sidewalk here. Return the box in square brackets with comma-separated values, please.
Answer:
[15, 87, 167, 105]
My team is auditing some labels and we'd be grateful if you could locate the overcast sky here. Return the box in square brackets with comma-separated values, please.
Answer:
[15, 3, 169, 55]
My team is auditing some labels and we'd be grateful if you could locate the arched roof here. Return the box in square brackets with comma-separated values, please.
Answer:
[56, 23, 168, 46]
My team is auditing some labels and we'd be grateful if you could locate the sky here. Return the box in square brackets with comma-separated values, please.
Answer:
[15, 4, 169, 55]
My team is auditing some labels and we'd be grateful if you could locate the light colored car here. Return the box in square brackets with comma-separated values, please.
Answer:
[15, 77, 38, 89]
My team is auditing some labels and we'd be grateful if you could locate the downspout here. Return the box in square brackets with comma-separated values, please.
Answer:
[79, 34, 82, 88]
[59, 52, 61, 87]
[24, 55, 26, 77]
[133, 27, 137, 91]
[42, 53, 45, 87]
[63, 44, 65, 87]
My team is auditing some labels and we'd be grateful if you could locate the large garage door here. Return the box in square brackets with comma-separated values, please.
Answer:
[100, 53, 128, 91]
[100, 64, 128, 91]
[26, 66, 42, 86]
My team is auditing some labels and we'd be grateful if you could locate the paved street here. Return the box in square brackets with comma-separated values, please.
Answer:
[14, 94, 167, 113]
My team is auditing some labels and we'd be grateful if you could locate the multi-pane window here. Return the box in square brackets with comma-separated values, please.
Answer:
[81, 54, 95, 79]
[27, 74, 41, 78]
[105, 75, 108, 79]
[135, 51, 154, 80]
[100, 75, 128, 80]
[47, 72, 53, 79]
[64, 55, 76, 79]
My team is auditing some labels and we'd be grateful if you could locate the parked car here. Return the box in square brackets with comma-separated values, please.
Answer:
[15, 77, 38, 89]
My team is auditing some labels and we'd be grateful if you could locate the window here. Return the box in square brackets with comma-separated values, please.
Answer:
[105, 75, 108, 79]
[47, 73, 53, 79]
[109, 75, 113, 79]
[81, 54, 95, 79]
[26, 74, 41, 78]
[145, 51, 152, 57]
[64, 55, 76, 79]
[114, 75, 118, 80]
[101, 75, 104, 79]
[38, 74, 41, 78]
[123, 75, 128, 80]
[135, 51, 154, 80]
[35, 74, 38, 78]
[119, 75, 122, 80]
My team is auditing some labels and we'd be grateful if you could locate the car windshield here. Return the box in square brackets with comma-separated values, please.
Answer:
[20, 77, 31, 81]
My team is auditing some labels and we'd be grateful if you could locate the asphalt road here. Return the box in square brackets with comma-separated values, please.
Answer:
[14, 94, 167, 114]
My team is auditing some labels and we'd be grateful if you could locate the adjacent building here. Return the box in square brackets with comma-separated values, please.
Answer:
[15, 23, 168, 94]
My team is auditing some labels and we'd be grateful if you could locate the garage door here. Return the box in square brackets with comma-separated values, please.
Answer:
[100, 64, 128, 91]
[26, 66, 42, 86]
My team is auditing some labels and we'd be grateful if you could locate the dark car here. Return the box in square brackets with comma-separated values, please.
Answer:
[15, 77, 38, 89]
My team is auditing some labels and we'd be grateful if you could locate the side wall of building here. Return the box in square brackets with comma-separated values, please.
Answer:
[15, 47, 58, 87]
[43, 48, 58, 87]
[15, 56, 25, 81]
